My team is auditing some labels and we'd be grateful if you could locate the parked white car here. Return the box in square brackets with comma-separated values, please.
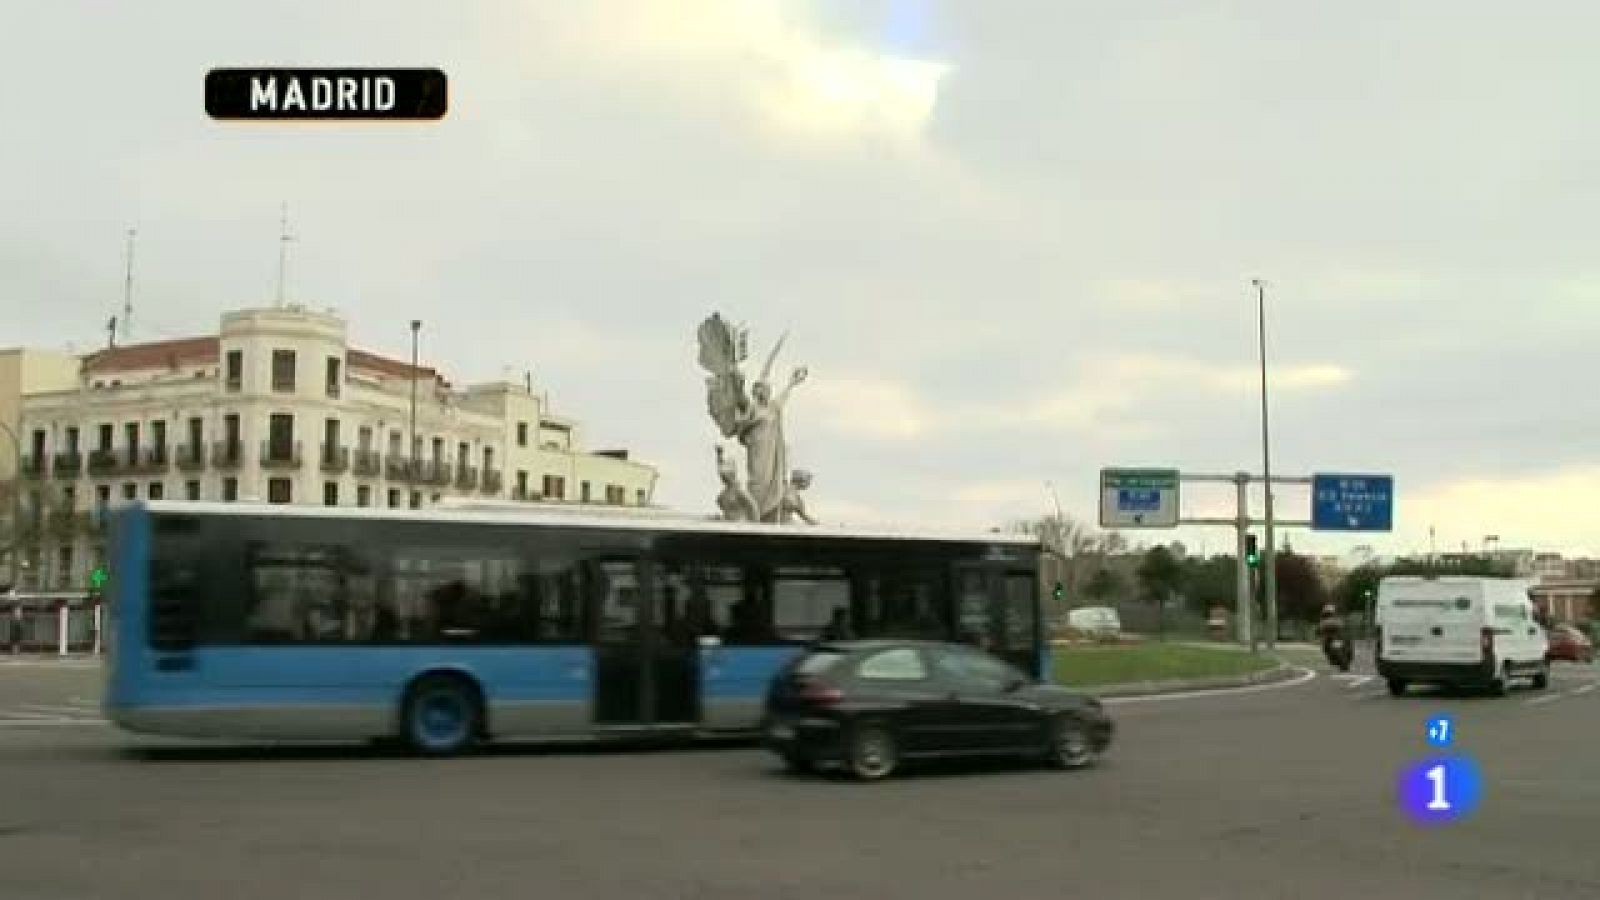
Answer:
[1067, 606, 1122, 640]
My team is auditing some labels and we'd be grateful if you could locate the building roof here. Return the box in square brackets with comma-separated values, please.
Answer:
[347, 348, 441, 384]
[75, 336, 442, 384]
[82, 336, 218, 372]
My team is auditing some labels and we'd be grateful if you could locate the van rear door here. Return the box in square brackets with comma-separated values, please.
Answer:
[1380, 581, 1484, 665]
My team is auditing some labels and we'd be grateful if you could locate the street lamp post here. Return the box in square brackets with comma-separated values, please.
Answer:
[1253, 279, 1278, 650]
[409, 320, 421, 508]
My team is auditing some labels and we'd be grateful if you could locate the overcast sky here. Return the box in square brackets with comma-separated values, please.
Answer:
[5, 1, 1597, 558]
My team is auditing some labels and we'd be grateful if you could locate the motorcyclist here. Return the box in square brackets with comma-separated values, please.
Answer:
[1316, 604, 1348, 666]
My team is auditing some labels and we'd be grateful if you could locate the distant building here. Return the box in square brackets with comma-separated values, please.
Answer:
[10, 305, 658, 590]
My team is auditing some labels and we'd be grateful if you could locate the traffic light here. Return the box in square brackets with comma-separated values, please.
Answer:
[1052, 581, 1065, 602]
[1245, 535, 1260, 568]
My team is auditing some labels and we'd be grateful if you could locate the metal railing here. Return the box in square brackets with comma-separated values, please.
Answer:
[259, 440, 302, 469]
[2, 592, 104, 657]
[320, 444, 350, 473]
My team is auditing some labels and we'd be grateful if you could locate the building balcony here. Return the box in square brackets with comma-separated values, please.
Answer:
[260, 440, 303, 470]
[47, 508, 89, 538]
[136, 447, 172, 474]
[353, 450, 381, 478]
[176, 444, 206, 471]
[384, 455, 412, 481]
[18, 455, 45, 479]
[211, 440, 244, 468]
[421, 460, 452, 487]
[87, 450, 121, 477]
[52, 452, 83, 478]
[455, 465, 479, 490]
[511, 486, 541, 502]
[320, 444, 350, 473]
[482, 469, 503, 494]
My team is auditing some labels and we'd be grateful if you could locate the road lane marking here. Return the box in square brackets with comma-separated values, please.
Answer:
[1348, 676, 1373, 688]
[1102, 666, 1316, 705]
[1526, 693, 1566, 706]
[1574, 684, 1597, 695]
[19, 704, 99, 716]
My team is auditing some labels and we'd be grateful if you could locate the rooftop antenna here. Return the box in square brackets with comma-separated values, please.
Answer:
[121, 228, 136, 342]
[275, 202, 295, 307]
[106, 315, 118, 350]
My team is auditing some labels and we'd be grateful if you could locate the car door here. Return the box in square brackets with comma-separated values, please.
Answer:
[850, 646, 945, 755]
[928, 645, 1042, 754]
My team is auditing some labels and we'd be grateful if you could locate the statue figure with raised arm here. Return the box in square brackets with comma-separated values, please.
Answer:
[697, 314, 812, 524]
[778, 469, 817, 526]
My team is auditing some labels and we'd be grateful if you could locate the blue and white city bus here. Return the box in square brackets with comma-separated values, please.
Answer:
[104, 501, 1047, 755]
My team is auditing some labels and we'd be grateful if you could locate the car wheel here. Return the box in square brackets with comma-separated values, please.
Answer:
[1386, 678, 1407, 697]
[846, 723, 898, 781]
[1488, 666, 1510, 696]
[401, 674, 482, 756]
[1532, 663, 1550, 690]
[1047, 715, 1097, 770]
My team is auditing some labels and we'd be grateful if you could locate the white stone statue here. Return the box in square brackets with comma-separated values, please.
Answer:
[698, 314, 812, 524]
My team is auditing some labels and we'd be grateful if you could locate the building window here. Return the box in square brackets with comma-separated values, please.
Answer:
[636, 489, 646, 505]
[65, 427, 80, 453]
[581, 481, 592, 503]
[410, 491, 421, 509]
[185, 480, 201, 501]
[124, 422, 140, 463]
[357, 485, 371, 507]
[430, 493, 441, 504]
[324, 482, 339, 507]
[517, 422, 529, 447]
[325, 356, 341, 398]
[151, 420, 168, 460]
[149, 482, 164, 500]
[122, 483, 137, 501]
[57, 546, 74, 589]
[516, 470, 529, 498]
[432, 437, 444, 462]
[267, 413, 295, 460]
[223, 478, 239, 502]
[605, 484, 624, 505]
[187, 417, 203, 456]
[226, 350, 243, 391]
[271, 349, 296, 392]
[62, 486, 76, 510]
[268, 478, 292, 504]
[97, 423, 113, 452]
[542, 475, 566, 500]
[95, 484, 111, 510]
[483, 446, 494, 470]
[387, 488, 400, 508]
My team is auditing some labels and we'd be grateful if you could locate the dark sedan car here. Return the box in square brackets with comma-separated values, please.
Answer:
[762, 639, 1113, 780]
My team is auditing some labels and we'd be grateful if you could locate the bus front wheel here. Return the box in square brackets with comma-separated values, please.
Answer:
[401, 674, 483, 756]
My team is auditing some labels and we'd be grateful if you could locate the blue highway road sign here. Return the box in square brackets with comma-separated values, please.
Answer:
[1312, 474, 1394, 531]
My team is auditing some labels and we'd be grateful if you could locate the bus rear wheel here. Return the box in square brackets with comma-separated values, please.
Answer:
[401, 674, 483, 756]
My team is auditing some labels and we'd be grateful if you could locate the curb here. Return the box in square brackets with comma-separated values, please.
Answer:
[1076, 659, 1299, 698]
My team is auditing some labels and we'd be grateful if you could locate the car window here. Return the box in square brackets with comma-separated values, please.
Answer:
[795, 650, 846, 675]
[934, 647, 1023, 690]
[856, 647, 928, 681]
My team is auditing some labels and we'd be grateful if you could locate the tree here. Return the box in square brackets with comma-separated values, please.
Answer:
[1333, 564, 1384, 620]
[1082, 567, 1122, 604]
[1136, 546, 1185, 639]
[1181, 555, 1238, 615]
[1010, 513, 1125, 607]
[1273, 549, 1328, 624]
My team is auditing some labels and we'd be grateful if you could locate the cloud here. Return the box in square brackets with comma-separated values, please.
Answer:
[1401, 467, 1600, 557]
[806, 375, 933, 440]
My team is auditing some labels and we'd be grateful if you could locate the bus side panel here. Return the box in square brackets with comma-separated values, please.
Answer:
[118, 645, 594, 741]
[700, 644, 805, 731]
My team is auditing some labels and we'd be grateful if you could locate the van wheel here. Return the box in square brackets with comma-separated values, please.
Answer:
[1531, 664, 1550, 690]
[1386, 678, 1407, 696]
[846, 723, 898, 781]
[1488, 666, 1509, 696]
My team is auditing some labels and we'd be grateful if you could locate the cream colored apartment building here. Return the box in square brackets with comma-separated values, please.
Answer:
[9, 306, 658, 590]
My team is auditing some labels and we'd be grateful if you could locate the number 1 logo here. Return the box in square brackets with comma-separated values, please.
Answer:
[1398, 757, 1481, 825]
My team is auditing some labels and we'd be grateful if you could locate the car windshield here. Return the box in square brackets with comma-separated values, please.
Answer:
[794, 650, 846, 676]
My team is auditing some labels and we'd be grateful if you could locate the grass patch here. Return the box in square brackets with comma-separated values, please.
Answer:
[1052, 642, 1276, 687]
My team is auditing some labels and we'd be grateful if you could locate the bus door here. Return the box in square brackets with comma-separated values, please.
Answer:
[588, 558, 699, 728]
[953, 564, 1041, 678]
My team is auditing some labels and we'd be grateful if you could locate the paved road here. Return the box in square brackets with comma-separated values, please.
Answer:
[0, 656, 1597, 900]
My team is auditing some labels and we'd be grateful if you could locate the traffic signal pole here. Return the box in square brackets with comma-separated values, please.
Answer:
[1234, 472, 1253, 651]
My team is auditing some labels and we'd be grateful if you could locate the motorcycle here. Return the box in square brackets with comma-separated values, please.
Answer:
[1323, 634, 1353, 672]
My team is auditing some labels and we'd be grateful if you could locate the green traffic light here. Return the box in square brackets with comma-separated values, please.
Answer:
[1052, 581, 1064, 600]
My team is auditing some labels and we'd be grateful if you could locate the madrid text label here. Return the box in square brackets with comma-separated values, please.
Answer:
[206, 68, 447, 120]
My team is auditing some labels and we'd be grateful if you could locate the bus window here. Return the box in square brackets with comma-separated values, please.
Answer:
[771, 567, 849, 642]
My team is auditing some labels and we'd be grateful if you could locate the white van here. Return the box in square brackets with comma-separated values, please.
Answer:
[1067, 606, 1122, 640]
[1375, 576, 1549, 696]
